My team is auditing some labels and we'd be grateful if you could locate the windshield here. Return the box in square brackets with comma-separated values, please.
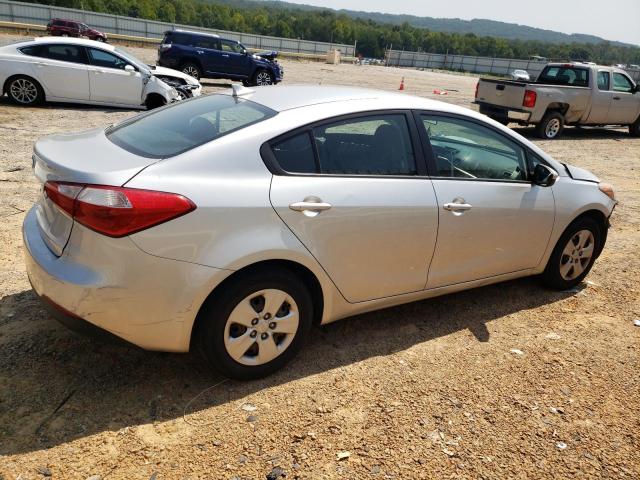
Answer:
[107, 94, 277, 158]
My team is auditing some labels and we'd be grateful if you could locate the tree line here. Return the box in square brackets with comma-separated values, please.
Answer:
[22, 0, 640, 64]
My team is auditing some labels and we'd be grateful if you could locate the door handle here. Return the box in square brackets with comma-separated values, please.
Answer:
[613, 96, 621, 100]
[443, 201, 472, 212]
[222, 54, 230, 57]
[289, 201, 332, 213]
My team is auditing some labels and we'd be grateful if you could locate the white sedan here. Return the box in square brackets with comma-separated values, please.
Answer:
[0, 37, 201, 109]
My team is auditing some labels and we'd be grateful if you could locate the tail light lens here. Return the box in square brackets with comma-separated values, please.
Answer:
[44, 181, 195, 237]
[474, 81, 479, 99]
[523, 90, 537, 108]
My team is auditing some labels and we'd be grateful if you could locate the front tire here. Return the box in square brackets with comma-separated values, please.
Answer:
[252, 69, 274, 86]
[542, 217, 602, 290]
[536, 111, 564, 139]
[6, 76, 44, 106]
[197, 268, 313, 380]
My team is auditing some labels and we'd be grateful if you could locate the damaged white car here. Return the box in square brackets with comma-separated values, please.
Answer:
[0, 37, 201, 109]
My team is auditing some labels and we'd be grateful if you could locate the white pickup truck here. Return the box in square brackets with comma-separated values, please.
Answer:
[474, 63, 640, 139]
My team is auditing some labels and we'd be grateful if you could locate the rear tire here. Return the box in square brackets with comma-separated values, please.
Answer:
[6, 76, 44, 106]
[181, 62, 201, 80]
[542, 217, 601, 290]
[197, 268, 313, 380]
[630, 116, 640, 137]
[536, 111, 564, 139]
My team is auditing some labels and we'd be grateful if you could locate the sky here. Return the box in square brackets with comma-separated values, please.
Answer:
[281, 0, 640, 46]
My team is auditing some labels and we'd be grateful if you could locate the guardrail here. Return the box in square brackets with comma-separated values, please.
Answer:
[0, 0, 356, 56]
[386, 49, 640, 82]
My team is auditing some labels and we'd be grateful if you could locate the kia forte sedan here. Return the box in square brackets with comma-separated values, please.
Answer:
[23, 86, 616, 379]
[0, 37, 201, 109]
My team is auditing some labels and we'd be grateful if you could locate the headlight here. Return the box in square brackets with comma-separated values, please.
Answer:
[598, 182, 616, 201]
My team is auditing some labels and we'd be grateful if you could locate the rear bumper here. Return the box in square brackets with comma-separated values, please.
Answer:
[475, 102, 532, 122]
[23, 207, 229, 352]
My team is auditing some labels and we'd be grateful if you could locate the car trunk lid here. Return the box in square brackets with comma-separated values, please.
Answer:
[32, 127, 158, 256]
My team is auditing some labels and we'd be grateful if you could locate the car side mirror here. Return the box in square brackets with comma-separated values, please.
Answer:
[124, 65, 135, 74]
[532, 163, 558, 187]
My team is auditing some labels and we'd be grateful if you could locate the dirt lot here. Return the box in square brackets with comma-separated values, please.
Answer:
[1, 34, 639, 480]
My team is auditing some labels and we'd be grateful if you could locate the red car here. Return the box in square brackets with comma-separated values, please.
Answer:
[46, 19, 107, 42]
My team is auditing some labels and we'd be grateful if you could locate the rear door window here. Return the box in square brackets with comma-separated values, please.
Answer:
[272, 133, 317, 174]
[40, 44, 87, 64]
[597, 71, 610, 91]
[194, 36, 219, 50]
[269, 113, 417, 176]
[19, 45, 42, 57]
[108, 95, 276, 158]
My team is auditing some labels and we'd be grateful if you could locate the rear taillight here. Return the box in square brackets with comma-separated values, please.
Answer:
[159, 43, 172, 52]
[523, 89, 537, 108]
[44, 181, 195, 237]
[474, 81, 479, 99]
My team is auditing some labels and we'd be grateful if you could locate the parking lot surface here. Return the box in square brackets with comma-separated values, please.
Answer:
[1, 34, 639, 479]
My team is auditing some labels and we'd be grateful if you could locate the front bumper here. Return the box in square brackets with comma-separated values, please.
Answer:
[23, 207, 228, 352]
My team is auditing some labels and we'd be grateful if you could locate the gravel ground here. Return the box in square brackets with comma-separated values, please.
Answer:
[0, 34, 639, 480]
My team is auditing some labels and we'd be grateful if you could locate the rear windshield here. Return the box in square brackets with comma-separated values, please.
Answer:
[107, 95, 276, 158]
[538, 66, 589, 86]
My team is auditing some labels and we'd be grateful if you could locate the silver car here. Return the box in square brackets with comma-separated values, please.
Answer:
[23, 85, 616, 379]
[510, 69, 531, 81]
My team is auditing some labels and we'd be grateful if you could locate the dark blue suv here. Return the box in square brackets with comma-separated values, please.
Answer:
[158, 30, 283, 86]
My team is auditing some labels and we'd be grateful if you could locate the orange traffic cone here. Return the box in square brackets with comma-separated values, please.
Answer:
[399, 77, 405, 91]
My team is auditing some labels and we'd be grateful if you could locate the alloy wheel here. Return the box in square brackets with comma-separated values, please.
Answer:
[224, 289, 299, 366]
[183, 66, 199, 79]
[559, 229, 594, 280]
[9, 79, 38, 104]
[256, 71, 273, 86]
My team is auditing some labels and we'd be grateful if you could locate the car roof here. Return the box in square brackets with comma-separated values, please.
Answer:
[31, 36, 114, 49]
[165, 29, 220, 39]
[220, 84, 471, 114]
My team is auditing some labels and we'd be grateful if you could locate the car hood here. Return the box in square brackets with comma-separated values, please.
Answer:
[253, 50, 278, 61]
[149, 65, 199, 85]
[563, 163, 600, 183]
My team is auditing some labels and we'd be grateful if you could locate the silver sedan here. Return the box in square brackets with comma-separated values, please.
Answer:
[23, 85, 616, 379]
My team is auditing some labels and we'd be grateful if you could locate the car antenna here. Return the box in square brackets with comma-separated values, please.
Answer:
[231, 84, 254, 98]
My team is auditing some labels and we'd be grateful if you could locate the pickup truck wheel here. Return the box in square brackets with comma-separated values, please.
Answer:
[630, 117, 640, 137]
[537, 112, 564, 139]
[181, 62, 201, 80]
